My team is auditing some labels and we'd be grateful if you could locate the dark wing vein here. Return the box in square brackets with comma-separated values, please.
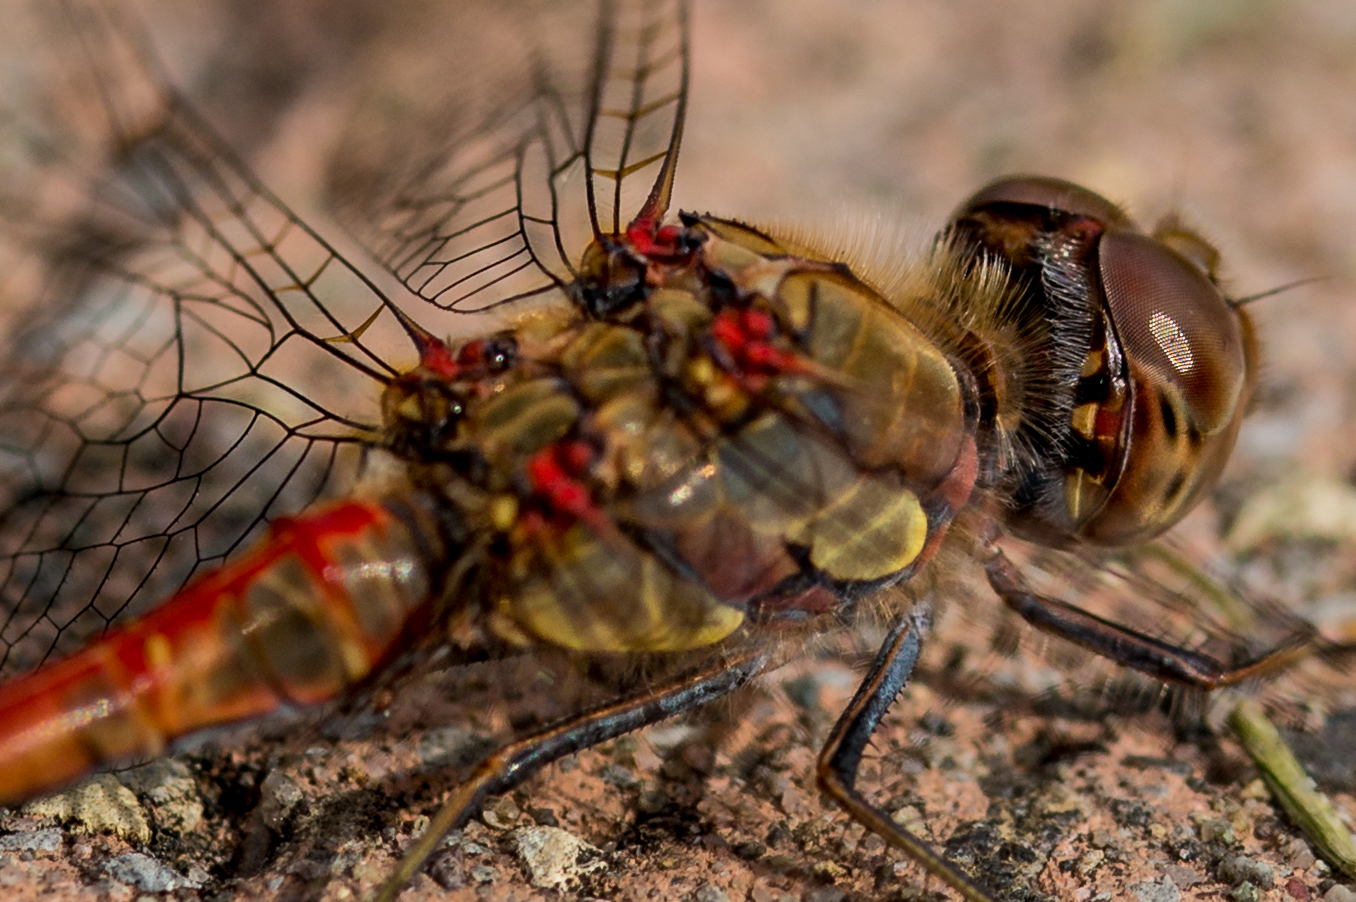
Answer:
[331, 0, 690, 314]
[0, 2, 415, 677]
[584, 0, 689, 235]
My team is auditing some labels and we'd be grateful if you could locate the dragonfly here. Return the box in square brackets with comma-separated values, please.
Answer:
[0, 1, 1349, 900]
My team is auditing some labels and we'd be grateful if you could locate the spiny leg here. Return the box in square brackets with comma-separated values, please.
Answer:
[816, 604, 998, 902]
[985, 549, 1314, 688]
[372, 647, 770, 902]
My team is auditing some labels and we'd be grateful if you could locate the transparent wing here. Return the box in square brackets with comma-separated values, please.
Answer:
[927, 531, 1343, 730]
[329, 0, 689, 312]
[0, 1, 422, 677]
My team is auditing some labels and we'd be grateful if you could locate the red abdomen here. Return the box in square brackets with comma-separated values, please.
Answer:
[0, 498, 437, 805]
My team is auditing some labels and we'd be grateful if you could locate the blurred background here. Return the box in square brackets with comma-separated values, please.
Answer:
[0, 1, 1354, 899]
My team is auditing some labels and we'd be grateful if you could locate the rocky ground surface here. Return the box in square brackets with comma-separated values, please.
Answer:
[1, 1, 1355, 901]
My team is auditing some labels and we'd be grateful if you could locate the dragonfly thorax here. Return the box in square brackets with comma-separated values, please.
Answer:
[370, 213, 990, 653]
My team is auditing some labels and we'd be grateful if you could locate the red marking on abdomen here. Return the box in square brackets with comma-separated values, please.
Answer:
[0, 499, 430, 806]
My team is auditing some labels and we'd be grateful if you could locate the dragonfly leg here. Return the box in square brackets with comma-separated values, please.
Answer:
[985, 549, 1313, 688]
[816, 604, 998, 902]
[372, 646, 771, 902]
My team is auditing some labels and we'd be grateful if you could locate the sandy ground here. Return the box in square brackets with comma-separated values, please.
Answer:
[1, 1, 1355, 901]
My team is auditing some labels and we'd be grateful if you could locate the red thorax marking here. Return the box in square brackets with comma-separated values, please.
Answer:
[625, 218, 688, 260]
[409, 333, 511, 383]
[521, 440, 611, 538]
[709, 307, 807, 384]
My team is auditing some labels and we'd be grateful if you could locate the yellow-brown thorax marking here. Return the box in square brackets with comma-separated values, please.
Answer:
[384, 216, 978, 654]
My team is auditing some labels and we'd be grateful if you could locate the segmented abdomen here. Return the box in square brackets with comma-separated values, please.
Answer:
[0, 499, 436, 805]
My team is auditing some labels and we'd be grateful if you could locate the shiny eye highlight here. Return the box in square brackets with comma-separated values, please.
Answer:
[1098, 228, 1250, 439]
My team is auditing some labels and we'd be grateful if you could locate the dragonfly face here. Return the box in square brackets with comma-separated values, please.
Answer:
[947, 175, 1258, 548]
[0, 2, 1350, 902]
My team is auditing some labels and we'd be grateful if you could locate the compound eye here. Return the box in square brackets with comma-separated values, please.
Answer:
[1078, 229, 1255, 545]
[955, 175, 1132, 226]
[1100, 230, 1247, 437]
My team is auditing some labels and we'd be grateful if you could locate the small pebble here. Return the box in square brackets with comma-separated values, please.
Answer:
[733, 839, 766, 861]
[468, 864, 497, 885]
[692, 885, 730, 902]
[1192, 815, 1236, 845]
[117, 760, 203, 833]
[0, 829, 61, 853]
[256, 772, 304, 831]
[526, 806, 558, 827]
[481, 795, 520, 830]
[103, 852, 202, 892]
[1164, 865, 1204, 888]
[24, 776, 150, 844]
[428, 849, 465, 890]
[810, 860, 846, 881]
[1219, 855, 1275, 890]
[1290, 844, 1319, 871]
[1128, 877, 1181, 902]
[511, 825, 605, 892]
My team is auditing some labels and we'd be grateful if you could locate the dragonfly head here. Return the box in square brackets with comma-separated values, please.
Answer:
[947, 176, 1257, 548]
